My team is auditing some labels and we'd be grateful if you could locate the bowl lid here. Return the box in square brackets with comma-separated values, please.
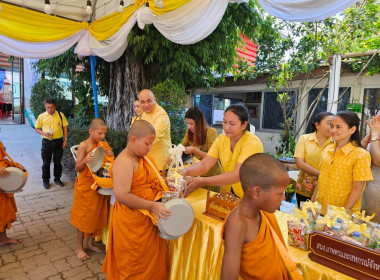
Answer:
[97, 187, 113, 196]
[88, 147, 105, 172]
[158, 198, 194, 239]
[0, 167, 27, 192]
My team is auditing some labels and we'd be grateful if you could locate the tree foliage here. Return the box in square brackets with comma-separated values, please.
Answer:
[152, 80, 188, 145]
[33, 47, 110, 121]
[257, 0, 380, 155]
[30, 78, 71, 117]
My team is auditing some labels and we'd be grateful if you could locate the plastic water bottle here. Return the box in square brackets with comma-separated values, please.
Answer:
[291, 194, 297, 206]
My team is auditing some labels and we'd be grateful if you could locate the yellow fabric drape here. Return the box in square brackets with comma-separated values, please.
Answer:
[0, 0, 191, 43]
[0, 3, 81, 42]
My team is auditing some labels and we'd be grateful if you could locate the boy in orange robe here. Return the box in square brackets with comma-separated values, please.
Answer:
[102, 120, 171, 280]
[221, 154, 302, 280]
[70, 119, 114, 261]
[0, 140, 25, 246]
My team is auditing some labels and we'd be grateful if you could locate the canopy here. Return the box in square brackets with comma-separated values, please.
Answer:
[0, 0, 360, 61]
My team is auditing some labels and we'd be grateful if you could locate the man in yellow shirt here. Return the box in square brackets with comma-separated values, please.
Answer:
[139, 89, 171, 171]
[35, 98, 69, 189]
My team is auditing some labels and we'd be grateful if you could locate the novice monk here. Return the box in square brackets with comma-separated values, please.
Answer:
[70, 118, 114, 261]
[221, 153, 302, 280]
[102, 120, 171, 280]
[0, 140, 25, 246]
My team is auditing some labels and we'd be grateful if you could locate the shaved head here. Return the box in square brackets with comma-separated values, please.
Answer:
[90, 118, 107, 130]
[128, 120, 156, 141]
[240, 153, 288, 194]
[139, 89, 154, 99]
[139, 89, 156, 113]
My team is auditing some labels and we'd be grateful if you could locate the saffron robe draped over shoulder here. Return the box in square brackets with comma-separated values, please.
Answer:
[102, 157, 167, 280]
[223, 211, 289, 280]
[0, 141, 17, 230]
[70, 142, 110, 237]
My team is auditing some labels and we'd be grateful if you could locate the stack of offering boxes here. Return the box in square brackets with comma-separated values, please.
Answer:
[287, 201, 379, 252]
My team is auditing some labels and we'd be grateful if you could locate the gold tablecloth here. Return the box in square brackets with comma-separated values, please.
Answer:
[169, 188, 354, 280]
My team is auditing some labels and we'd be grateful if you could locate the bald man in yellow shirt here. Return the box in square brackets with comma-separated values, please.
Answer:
[139, 89, 171, 171]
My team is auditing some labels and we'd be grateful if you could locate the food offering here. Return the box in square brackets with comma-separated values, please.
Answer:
[204, 190, 241, 221]
[163, 143, 199, 195]
[286, 201, 380, 279]
[87, 146, 114, 195]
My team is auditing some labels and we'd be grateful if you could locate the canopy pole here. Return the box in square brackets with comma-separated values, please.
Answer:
[90, 55, 99, 118]
[327, 54, 341, 114]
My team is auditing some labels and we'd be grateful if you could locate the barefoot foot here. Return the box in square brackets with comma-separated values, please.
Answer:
[0, 237, 22, 246]
[76, 249, 90, 261]
[85, 243, 104, 253]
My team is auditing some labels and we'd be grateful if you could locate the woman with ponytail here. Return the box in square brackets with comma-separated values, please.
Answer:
[312, 111, 373, 214]
[294, 112, 334, 207]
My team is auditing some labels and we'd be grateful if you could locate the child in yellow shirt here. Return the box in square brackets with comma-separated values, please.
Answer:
[312, 111, 373, 213]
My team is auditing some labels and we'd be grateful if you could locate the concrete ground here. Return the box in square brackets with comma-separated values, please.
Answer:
[0, 125, 106, 280]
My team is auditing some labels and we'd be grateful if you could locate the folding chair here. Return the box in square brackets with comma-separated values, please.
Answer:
[70, 145, 79, 161]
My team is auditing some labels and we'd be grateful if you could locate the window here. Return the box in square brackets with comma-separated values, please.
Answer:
[262, 91, 296, 130]
[193, 94, 213, 125]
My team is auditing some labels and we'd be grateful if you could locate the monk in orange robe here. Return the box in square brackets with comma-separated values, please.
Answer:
[102, 120, 170, 280]
[70, 119, 114, 261]
[0, 140, 24, 246]
[221, 154, 301, 280]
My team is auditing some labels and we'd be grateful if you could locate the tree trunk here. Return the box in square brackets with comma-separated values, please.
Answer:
[106, 47, 147, 130]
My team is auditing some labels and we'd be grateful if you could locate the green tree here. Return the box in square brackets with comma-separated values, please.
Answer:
[152, 80, 188, 145]
[105, 1, 284, 129]
[259, 0, 380, 155]
[30, 79, 70, 116]
[33, 47, 110, 122]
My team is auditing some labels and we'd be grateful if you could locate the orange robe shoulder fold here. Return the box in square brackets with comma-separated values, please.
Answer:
[0, 141, 17, 230]
[223, 211, 290, 280]
[70, 143, 110, 237]
[102, 157, 167, 280]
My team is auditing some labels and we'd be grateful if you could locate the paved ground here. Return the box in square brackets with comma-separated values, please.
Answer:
[0, 125, 106, 280]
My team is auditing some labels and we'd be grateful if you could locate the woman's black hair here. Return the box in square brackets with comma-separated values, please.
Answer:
[335, 110, 362, 148]
[375, 107, 380, 115]
[225, 104, 250, 131]
[311, 111, 334, 133]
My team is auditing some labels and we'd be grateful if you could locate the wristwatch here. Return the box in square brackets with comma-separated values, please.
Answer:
[370, 136, 379, 142]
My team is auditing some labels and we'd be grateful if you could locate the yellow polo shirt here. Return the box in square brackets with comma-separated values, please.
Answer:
[141, 104, 171, 171]
[207, 131, 264, 197]
[294, 132, 334, 169]
[35, 111, 69, 140]
[317, 142, 373, 213]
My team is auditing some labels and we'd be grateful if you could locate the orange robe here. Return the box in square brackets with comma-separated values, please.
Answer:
[102, 157, 167, 280]
[0, 141, 17, 231]
[70, 143, 110, 237]
[223, 211, 289, 280]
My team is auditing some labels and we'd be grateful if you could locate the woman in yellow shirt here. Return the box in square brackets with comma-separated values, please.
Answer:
[181, 107, 222, 181]
[312, 111, 373, 213]
[294, 112, 334, 207]
[182, 104, 264, 198]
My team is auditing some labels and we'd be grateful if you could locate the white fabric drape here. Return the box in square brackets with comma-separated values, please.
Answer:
[153, 0, 229, 45]
[257, 0, 360, 22]
[87, 13, 137, 62]
[0, 30, 86, 59]
[0, 0, 360, 61]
